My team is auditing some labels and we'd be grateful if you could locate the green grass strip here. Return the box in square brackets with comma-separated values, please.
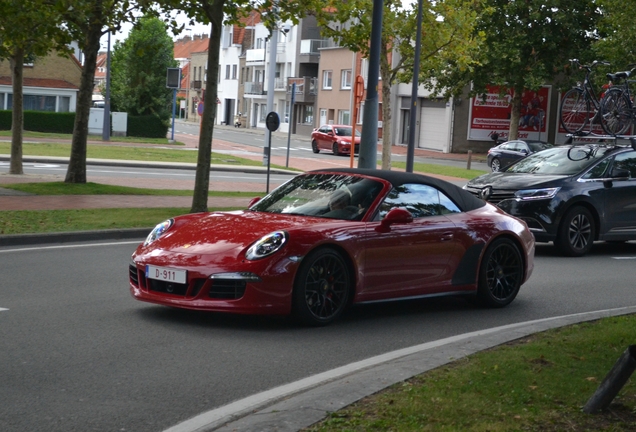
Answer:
[308, 314, 636, 431]
[0, 207, 242, 235]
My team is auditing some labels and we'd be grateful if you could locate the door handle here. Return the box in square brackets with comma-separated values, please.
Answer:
[440, 232, 454, 242]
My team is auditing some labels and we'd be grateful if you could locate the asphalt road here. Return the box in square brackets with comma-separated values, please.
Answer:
[1, 239, 635, 431]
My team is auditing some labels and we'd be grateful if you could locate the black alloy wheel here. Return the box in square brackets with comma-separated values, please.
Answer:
[332, 142, 340, 156]
[476, 238, 523, 307]
[490, 158, 501, 172]
[312, 140, 320, 153]
[556, 206, 595, 257]
[292, 248, 351, 326]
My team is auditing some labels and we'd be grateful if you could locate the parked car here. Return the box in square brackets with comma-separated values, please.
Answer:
[130, 168, 534, 326]
[311, 124, 361, 156]
[465, 143, 636, 256]
[487, 139, 553, 172]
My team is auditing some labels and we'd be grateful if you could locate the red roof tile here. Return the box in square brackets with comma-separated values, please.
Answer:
[0, 77, 79, 90]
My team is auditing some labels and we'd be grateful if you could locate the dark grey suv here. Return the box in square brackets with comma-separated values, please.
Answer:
[465, 143, 636, 256]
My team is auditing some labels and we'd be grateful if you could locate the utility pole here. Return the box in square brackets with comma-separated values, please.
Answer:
[358, 0, 383, 169]
[263, 8, 279, 165]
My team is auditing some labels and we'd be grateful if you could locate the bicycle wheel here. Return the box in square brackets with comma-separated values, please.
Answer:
[600, 88, 632, 135]
[560, 88, 592, 134]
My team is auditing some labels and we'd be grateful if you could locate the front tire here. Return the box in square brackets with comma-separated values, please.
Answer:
[311, 140, 320, 153]
[292, 248, 351, 326]
[490, 158, 501, 172]
[556, 206, 595, 257]
[476, 238, 523, 307]
[332, 142, 340, 156]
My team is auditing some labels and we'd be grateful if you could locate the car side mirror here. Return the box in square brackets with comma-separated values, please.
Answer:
[248, 197, 261, 208]
[611, 167, 630, 179]
[379, 208, 413, 230]
[520, 149, 528, 154]
[327, 131, 334, 136]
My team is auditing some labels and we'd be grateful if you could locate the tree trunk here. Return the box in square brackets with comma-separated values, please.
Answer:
[380, 40, 392, 170]
[9, 48, 24, 175]
[65, 20, 102, 184]
[191, 3, 224, 213]
[508, 87, 522, 141]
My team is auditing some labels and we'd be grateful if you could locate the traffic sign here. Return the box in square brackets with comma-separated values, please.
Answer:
[197, 102, 204, 116]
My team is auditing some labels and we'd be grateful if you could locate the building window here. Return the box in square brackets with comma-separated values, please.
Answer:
[58, 96, 70, 112]
[341, 70, 352, 89]
[322, 70, 332, 90]
[260, 104, 267, 122]
[303, 105, 314, 124]
[256, 38, 263, 49]
[0, 93, 4, 110]
[232, 65, 237, 79]
[338, 110, 350, 125]
[226, 65, 231, 79]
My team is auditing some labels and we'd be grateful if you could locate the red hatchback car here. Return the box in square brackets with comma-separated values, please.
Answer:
[129, 169, 535, 326]
[311, 124, 361, 155]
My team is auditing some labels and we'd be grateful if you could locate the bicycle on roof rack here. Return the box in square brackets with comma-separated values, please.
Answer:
[559, 59, 612, 135]
[598, 64, 636, 136]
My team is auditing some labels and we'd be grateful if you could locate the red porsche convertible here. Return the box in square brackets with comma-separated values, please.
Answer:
[129, 169, 534, 326]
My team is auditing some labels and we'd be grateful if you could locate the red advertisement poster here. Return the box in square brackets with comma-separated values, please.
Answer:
[469, 86, 551, 141]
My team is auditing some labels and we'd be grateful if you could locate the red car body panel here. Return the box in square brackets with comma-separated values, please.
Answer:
[311, 124, 361, 155]
[129, 170, 534, 317]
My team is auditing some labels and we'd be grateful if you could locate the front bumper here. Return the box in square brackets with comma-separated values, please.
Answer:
[496, 198, 558, 242]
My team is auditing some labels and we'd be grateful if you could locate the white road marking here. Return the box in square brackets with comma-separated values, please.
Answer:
[0, 308, 8, 312]
[612, 256, 636, 260]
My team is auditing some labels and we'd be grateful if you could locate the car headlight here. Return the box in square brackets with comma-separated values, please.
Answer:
[515, 187, 560, 201]
[245, 231, 288, 260]
[144, 219, 174, 246]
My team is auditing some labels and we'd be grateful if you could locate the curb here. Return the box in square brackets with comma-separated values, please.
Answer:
[0, 228, 150, 247]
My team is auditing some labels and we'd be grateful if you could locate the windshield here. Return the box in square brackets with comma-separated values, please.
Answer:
[250, 173, 384, 220]
[506, 146, 611, 175]
[334, 127, 361, 137]
[528, 142, 552, 152]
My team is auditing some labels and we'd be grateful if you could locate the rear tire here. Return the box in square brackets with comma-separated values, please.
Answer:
[476, 238, 523, 307]
[292, 248, 351, 326]
[311, 140, 320, 153]
[556, 206, 595, 257]
[600, 88, 632, 136]
[560, 88, 591, 134]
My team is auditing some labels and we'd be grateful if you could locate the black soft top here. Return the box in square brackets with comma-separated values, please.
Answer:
[311, 168, 486, 212]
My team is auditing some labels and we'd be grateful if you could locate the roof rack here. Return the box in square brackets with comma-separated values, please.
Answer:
[564, 133, 636, 150]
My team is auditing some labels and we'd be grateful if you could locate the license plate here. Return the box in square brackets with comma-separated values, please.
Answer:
[146, 265, 187, 284]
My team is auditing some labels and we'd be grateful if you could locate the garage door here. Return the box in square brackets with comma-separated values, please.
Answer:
[418, 104, 448, 152]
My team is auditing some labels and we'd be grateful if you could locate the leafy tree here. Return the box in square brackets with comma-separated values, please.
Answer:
[61, 0, 146, 184]
[156, 0, 304, 213]
[593, 0, 636, 68]
[0, 0, 71, 174]
[109, 15, 178, 120]
[433, 0, 600, 140]
[312, 0, 481, 170]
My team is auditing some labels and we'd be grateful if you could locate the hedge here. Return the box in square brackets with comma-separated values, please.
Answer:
[0, 110, 169, 139]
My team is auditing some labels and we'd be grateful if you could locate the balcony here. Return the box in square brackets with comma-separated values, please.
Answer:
[191, 80, 202, 89]
[298, 39, 332, 64]
[246, 48, 265, 63]
[287, 77, 318, 103]
[244, 81, 265, 95]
